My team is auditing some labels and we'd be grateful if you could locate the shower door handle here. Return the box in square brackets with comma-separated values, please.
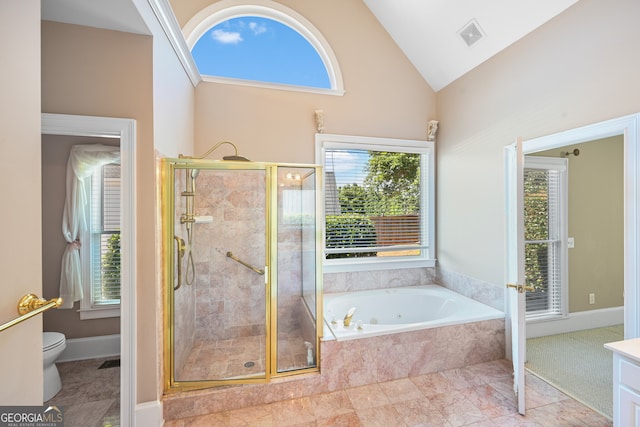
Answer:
[174, 236, 186, 290]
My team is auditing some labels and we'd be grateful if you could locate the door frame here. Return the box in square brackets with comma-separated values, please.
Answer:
[520, 113, 640, 339]
[41, 113, 136, 426]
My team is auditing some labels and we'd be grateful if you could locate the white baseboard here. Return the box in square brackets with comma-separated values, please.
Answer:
[136, 400, 163, 426]
[526, 306, 624, 339]
[58, 334, 120, 362]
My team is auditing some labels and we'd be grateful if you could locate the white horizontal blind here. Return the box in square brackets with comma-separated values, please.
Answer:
[324, 148, 424, 259]
[524, 167, 562, 319]
[90, 163, 121, 305]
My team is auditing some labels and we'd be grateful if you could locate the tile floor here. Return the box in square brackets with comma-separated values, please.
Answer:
[164, 359, 612, 427]
[179, 333, 312, 381]
[45, 357, 120, 427]
[47, 357, 611, 426]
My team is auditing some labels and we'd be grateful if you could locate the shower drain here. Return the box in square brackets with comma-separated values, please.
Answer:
[244, 361, 255, 368]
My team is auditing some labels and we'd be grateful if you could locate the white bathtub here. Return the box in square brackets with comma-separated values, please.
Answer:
[323, 284, 504, 341]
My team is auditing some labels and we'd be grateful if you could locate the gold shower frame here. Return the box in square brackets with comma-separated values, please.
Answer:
[161, 158, 324, 392]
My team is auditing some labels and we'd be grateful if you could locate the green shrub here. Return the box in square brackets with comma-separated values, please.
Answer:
[101, 233, 121, 300]
[325, 215, 377, 258]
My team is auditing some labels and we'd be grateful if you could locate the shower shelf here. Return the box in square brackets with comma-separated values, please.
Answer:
[194, 216, 213, 224]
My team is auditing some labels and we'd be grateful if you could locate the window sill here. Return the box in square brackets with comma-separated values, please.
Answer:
[79, 305, 120, 320]
[323, 257, 436, 273]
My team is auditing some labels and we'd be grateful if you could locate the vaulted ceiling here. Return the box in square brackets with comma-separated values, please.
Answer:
[362, 0, 580, 91]
[41, 0, 580, 91]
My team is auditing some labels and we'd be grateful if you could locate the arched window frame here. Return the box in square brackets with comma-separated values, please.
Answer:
[183, 0, 345, 96]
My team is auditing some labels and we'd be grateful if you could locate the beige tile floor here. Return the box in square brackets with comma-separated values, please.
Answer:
[165, 359, 612, 427]
[45, 357, 120, 427]
[179, 333, 312, 381]
[47, 357, 611, 426]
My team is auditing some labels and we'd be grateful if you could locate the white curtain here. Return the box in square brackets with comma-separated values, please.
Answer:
[59, 144, 120, 309]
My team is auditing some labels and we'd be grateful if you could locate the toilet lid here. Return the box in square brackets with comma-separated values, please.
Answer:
[43, 332, 65, 351]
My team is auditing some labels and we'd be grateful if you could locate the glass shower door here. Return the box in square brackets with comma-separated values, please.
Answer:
[172, 166, 269, 384]
[164, 160, 322, 391]
[275, 166, 321, 373]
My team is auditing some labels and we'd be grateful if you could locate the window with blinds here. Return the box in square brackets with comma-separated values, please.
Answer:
[89, 163, 121, 306]
[317, 135, 435, 271]
[524, 157, 567, 320]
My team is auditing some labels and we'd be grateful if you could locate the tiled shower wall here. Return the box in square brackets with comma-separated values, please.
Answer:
[192, 170, 267, 342]
[181, 169, 316, 343]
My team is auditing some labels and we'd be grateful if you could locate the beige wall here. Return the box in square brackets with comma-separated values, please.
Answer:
[436, 0, 640, 289]
[172, 0, 437, 163]
[532, 136, 624, 312]
[0, 0, 43, 404]
[42, 21, 165, 402]
[41, 135, 121, 338]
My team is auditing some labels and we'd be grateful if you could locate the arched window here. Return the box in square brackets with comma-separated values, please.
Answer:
[183, 0, 344, 95]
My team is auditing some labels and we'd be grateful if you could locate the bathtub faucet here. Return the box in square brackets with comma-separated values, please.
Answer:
[343, 307, 357, 327]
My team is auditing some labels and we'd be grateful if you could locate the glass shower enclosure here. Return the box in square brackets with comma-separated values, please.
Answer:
[162, 159, 323, 390]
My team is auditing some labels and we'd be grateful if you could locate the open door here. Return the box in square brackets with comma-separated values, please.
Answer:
[504, 138, 531, 415]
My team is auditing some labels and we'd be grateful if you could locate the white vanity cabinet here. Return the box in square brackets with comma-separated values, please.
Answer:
[605, 338, 640, 426]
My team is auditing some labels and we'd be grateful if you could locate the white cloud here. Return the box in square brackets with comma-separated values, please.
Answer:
[248, 21, 268, 36]
[211, 29, 243, 44]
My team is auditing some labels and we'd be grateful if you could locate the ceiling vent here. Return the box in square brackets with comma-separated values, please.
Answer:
[458, 19, 486, 48]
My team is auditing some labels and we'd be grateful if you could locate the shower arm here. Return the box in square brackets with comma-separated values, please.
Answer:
[226, 252, 265, 275]
[178, 141, 250, 161]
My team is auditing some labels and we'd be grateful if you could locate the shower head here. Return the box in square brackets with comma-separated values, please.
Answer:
[191, 168, 200, 179]
[179, 141, 251, 162]
[223, 155, 251, 162]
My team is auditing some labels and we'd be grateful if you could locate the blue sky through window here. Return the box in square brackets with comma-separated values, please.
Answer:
[325, 149, 370, 186]
[192, 17, 331, 89]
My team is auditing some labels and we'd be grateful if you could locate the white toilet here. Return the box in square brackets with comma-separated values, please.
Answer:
[43, 332, 66, 401]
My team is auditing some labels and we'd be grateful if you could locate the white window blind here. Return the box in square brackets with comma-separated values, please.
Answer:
[90, 163, 121, 305]
[323, 148, 425, 259]
[524, 165, 563, 319]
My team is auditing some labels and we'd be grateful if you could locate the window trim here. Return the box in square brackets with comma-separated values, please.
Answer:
[79, 162, 121, 320]
[316, 133, 435, 273]
[183, 0, 345, 96]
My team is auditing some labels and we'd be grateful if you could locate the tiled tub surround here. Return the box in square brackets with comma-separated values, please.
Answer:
[324, 267, 504, 312]
[323, 267, 437, 294]
[437, 267, 505, 311]
[163, 317, 505, 420]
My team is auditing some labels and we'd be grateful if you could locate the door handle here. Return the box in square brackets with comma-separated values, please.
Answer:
[506, 283, 535, 293]
[174, 236, 186, 290]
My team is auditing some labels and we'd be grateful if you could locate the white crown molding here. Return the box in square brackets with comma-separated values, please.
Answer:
[147, 0, 201, 87]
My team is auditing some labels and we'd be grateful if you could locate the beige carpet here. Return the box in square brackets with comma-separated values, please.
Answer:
[525, 324, 623, 419]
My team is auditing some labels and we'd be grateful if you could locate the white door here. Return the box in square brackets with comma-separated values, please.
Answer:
[504, 138, 529, 414]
